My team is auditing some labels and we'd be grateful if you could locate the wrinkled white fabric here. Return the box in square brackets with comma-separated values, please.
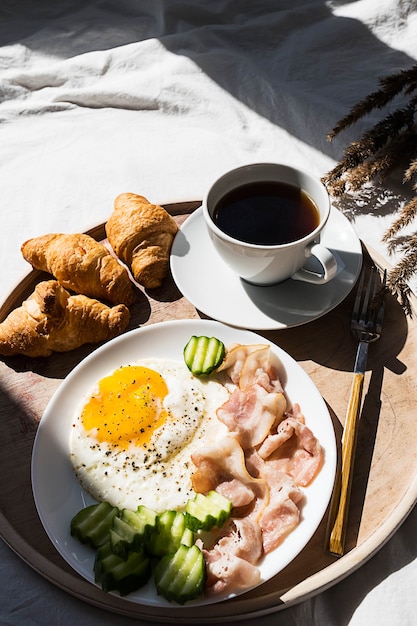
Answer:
[1, 1, 417, 624]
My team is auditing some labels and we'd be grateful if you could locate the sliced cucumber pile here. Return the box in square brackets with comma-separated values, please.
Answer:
[70, 490, 231, 604]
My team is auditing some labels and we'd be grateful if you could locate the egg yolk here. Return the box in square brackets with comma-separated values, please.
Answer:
[81, 365, 169, 448]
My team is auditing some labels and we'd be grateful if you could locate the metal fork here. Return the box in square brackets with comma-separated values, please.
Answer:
[326, 264, 386, 557]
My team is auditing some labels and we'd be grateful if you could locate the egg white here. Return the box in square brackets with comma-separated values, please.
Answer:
[69, 358, 230, 512]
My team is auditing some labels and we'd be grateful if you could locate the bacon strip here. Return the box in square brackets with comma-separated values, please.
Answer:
[204, 550, 261, 595]
[239, 345, 284, 392]
[216, 383, 286, 449]
[203, 518, 263, 595]
[191, 436, 269, 517]
[246, 454, 304, 553]
[217, 343, 269, 385]
[216, 518, 263, 564]
[218, 343, 284, 393]
[215, 479, 255, 508]
[256, 408, 323, 487]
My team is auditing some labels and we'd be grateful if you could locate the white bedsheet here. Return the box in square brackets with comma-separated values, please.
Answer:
[1, 1, 417, 624]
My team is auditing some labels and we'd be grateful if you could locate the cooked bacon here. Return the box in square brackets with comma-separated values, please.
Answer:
[218, 343, 284, 393]
[256, 409, 323, 487]
[189, 343, 324, 597]
[259, 483, 302, 554]
[191, 436, 269, 516]
[215, 478, 255, 508]
[290, 402, 306, 424]
[239, 345, 284, 393]
[216, 518, 263, 562]
[216, 383, 287, 449]
[255, 462, 303, 553]
[244, 450, 303, 553]
[204, 551, 262, 595]
[217, 343, 268, 385]
[203, 520, 263, 595]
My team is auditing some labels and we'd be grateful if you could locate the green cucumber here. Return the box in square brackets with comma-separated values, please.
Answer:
[94, 541, 151, 596]
[121, 505, 157, 536]
[110, 506, 157, 559]
[154, 544, 206, 604]
[70, 499, 217, 602]
[146, 510, 195, 557]
[183, 335, 225, 375]
[185, 490, 232, 531]
[70, 501, 119, 548]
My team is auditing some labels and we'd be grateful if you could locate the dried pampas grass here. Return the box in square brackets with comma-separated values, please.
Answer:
[322, 64, 417, 314]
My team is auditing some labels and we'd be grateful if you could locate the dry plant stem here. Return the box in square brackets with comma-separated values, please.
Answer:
[342, 155, 393, 191]
[389, 239, 417, 281]
[383, 196, 417, 244]
[405, 158, 417, 180]
[325, 105, 417, 188]
[324, 127, 417, 195]
[323, 64, 417, 313]
[327, 65, 417, 140]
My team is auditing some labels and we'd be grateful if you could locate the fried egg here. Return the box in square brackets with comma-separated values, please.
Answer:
[69, 359, 230, 512]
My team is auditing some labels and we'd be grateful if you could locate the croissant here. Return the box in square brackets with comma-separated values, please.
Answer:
[105, 193, 178, 289]
[0, 280, 130, 357]
[21, 233, 136, 306]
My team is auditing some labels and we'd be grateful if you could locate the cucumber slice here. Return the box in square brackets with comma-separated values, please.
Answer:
[146, 510, 195, 557]
[110, 506, 157, 559]
[121, 505, 157, 540]
[183, 336, 225, 375]
[154, 544, 206, 604]
[121, 505, 157, 533]
[185, 490, 232, 531]
[94, 541, 151, 596]
[70, 501, 119, 548]
[110, 517, 141, 560]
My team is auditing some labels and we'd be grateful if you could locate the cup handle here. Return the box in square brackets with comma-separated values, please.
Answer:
[292, 243, 338, 284]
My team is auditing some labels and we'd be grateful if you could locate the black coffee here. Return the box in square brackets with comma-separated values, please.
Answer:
[213, 181, 320, 245]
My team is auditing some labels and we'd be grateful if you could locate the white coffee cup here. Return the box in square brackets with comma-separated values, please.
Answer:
[202, 162, 338, 286]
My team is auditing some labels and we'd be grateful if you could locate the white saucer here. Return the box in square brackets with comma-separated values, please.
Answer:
[170, 206, 362, 330]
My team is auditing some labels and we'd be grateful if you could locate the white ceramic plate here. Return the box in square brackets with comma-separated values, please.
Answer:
[170, 206, 362, 330]
[31, 319, 337, 609]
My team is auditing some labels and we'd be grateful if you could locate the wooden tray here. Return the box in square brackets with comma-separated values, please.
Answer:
[1, 202, 417, 623]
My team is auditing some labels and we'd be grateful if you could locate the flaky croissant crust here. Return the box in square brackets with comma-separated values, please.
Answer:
[105, 193, 178, 289]
[0, 280, 130, 357]
[21, 233, 136, 306]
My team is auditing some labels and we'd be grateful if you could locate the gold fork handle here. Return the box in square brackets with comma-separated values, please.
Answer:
[326, 370, 365, 556]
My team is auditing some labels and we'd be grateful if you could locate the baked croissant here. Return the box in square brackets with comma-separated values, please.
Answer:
[0, 280, 130, 357]
[21, 233, 136, 306]
[105, 193, 179, 289]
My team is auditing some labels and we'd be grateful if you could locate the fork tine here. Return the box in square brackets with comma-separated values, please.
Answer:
[374, 269, 387, 331]
[359, 267, 374, 325]
[353, 266, 386, 331]
[352, 267, 366, 321]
